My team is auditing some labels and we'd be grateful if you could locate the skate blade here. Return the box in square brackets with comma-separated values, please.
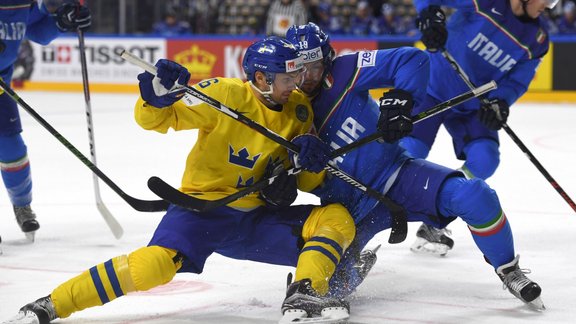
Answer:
[527, 297, 546, 312]
[279, 307, 349, 323]
[3, 310, 40, 324]
[25, 231, 36, 242]
[410, 238, 450, 256]
[279, 309, 307, 323]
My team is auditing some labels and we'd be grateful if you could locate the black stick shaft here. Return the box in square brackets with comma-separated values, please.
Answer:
[442, 50, 576, 213]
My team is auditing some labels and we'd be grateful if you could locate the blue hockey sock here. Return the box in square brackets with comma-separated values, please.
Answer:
[0, 134, 32, 206]
[438, 177, 514, 268]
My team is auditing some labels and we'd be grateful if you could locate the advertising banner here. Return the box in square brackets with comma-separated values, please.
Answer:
[165, 39, 378, 83]
[15, 36, 571, 101]
[27, 37, 165, 89]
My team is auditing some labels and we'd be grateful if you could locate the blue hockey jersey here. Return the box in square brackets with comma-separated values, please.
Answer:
[0, 0, 60, 82]
[311, 47, 429, 221]
[414, 0, 550, 110]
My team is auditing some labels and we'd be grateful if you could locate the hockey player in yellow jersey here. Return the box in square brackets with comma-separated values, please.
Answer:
[5, 37, 355, 324]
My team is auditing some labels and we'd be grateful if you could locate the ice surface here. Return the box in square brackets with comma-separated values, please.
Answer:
[1, 92, 575, 323]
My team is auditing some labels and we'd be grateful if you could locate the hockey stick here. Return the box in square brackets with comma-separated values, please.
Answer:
[153, 81, 496, 213]
[442, 50, 576, 213]
[76, 0, 124, 238]
[121, 51, 408, 243]
[147, 167, 303, 212]
[0, 79, 169, 213]
[329, 80, 497, 158]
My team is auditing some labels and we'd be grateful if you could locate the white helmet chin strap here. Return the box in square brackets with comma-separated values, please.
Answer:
[249, 81, 279, 106]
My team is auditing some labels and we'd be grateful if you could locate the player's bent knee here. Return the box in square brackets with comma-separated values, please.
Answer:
[0, 133, 27, 161]
[128, 246, 181, 291]
[303, 203, 355, 251]
[463, 138, 500, 179]
[438, 177, 501, 225]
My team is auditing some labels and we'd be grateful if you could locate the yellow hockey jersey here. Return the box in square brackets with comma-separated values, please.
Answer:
[135, 77, 321, 209]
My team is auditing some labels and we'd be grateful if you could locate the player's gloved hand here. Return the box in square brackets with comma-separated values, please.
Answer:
[290, 134, 331, 173]
[54, 0, 92, 32]
[377, 89, 414, 143]
[416, 5, 447, 52]
[477, 99, 509, 130]
[259, 163, 297, 208]
[138, 59, 190, 108]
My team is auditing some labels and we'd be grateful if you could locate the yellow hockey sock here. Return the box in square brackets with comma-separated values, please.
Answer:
[295, 203, 355, 295]
[51, 246, 181, 319]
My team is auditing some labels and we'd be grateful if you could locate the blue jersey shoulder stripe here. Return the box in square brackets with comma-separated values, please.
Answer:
[472, 0, 533, 59]
[318, 67, 363, 133]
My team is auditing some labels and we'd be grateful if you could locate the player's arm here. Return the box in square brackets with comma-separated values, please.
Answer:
[350, 48, 430, 105]
[488, 58, 543, 106]
[134, 59, 218, 133]
[413, 1, 475, 52]
[352, 48, 429, 142]
[477, 57, 542, 130]
[25, 2, 60, 45]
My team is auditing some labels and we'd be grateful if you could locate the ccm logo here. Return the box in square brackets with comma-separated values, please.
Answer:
[381, 98, 408, 106]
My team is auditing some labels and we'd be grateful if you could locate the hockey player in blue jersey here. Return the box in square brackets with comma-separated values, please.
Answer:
[0, 0, 90, 244]
[400, 0, 557, 254]
[285, 22, 545, 310]
[5, 37, 356, 324]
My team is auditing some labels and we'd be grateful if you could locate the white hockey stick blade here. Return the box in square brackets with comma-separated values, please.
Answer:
[96, 201, 123, 239]
[120, 50, 157, 74]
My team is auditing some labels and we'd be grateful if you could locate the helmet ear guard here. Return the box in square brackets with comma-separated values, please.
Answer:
[546, 0, 559, 9]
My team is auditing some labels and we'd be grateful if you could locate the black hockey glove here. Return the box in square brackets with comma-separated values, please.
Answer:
[416, 5, 447, 52]
[54, 0, 92, 32]
[138, 59, 190, 108]
[259, 163, 297, 208]
[477, 99, 509, 130]
[377, 89, 414, 143]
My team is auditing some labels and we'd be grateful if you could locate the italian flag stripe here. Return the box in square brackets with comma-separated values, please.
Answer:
[0, 155, 30, 172]
[468, 210, 507, 237]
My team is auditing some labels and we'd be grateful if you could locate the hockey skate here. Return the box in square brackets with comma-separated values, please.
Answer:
[327, 244, 381, 299]
[353, 244, 380, 281]
[410, 223, 454, 256]
[4, 295, 57, 324]
[14, 205, 39, 242]
[280, 279, 349, 324]
[496, 255, 545, 311]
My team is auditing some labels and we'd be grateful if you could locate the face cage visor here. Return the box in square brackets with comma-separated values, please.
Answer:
[546, 0, 559, 9]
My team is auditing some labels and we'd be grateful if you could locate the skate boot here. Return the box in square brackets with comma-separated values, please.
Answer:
[353, 244, 381, 281]
[280, 279, 349, 323]
[14, 205, 39, 242]
[327, 245, 381, 299]
[4, 295, 57, 324]
[496, 255, 545, 311]
[410, 223, 454, 256]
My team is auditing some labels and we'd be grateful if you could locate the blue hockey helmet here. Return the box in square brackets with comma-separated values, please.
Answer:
[285, 22, 334, 68]
[242, 36, 304, 83]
